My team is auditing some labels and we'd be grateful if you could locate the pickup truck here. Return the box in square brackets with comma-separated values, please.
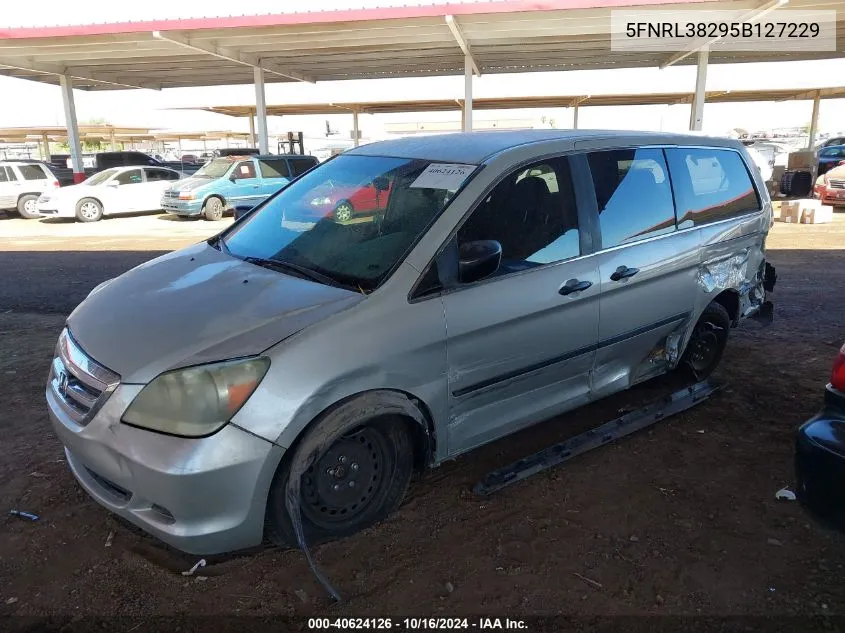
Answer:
[67, 151, 202, 180]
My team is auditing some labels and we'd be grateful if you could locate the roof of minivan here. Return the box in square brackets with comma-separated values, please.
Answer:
[348, 130, 743, 164]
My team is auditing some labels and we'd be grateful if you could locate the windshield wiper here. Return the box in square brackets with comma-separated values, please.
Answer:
[241, 256, 349, 290]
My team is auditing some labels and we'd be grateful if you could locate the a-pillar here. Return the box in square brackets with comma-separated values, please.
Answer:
[59, 75, 84, 183]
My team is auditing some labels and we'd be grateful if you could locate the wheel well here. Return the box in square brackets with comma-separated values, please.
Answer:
[203, 194, 226, 208]
[17, 192, 41, 202]
[712, 289, 739, 325]
[77, 196, 103, 209]
[284, 389, 436, 476]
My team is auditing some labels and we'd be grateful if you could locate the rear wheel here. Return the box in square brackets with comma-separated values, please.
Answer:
[680, 302, 731, 380]
[203, 197, 225, 221]
[266, 415, 413, 547]
[17, 194, 40, 219]
[75, 198, 103, 222]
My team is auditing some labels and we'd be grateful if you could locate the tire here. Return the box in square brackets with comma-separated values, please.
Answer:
[75, 198, 103, 222]
[679, 302, 731, 381]
[334, 201, 354, 222]
[203, 197, 225, 221]
[17, 194, 40, 219]
[266, 408, 414, 548]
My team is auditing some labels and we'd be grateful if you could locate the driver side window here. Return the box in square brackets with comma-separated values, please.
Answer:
[456, 156, 580, 279]
[233, 161, 257, 180]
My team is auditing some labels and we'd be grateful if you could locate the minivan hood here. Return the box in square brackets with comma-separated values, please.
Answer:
[168, 176, 217, 192]
[67, 242, 363, 383]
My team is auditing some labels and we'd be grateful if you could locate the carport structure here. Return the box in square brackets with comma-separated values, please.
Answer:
[183, 86, 845, 145]
[1, 0, 844, 182]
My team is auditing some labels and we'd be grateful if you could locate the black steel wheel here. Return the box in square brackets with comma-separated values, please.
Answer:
[680, 302, 731, 380]
[266, 414, 414, 547]
[301, 426, 394, 530]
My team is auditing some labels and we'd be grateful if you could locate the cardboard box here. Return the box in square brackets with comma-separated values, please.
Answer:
[788, 151, 817, 171]
[771, 200, 782, 220]
[780, 200, 802, 223]
[801, 204, 834, 224]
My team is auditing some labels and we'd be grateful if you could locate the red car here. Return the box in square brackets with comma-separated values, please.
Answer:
[303, 179, 393, 221]
[814, 163, 845, 207]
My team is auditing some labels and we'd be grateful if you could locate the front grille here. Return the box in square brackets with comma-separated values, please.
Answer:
[829, 179, 845, 189]
[48, 329, 119, 426]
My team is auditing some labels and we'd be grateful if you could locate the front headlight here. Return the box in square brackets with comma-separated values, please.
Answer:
[310, 196, 332, 206]
[178, 192, 195, 200]
[122, 357, 270, 437]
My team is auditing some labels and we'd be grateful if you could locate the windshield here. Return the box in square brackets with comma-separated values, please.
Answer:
[194, 158, 234, 178]
[222, 154, 477, 291]
[84, 169, 119, 186]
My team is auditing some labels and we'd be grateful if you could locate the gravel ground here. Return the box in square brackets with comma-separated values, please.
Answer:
[1, 211, 845, 630]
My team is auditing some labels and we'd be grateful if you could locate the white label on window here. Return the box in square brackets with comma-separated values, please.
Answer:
[410, 163, 475, 191]
[240, 165, 251, 175]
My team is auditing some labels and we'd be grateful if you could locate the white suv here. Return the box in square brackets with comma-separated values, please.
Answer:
[0, 161, 60, 219]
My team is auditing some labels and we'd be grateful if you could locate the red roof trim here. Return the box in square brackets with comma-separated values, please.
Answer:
[0, 0, 708, 39]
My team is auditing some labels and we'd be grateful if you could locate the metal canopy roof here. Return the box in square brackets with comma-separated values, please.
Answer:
[0, 126, 250, 143]
[1, 0, 843, 91]
[180, 86, 845, 117]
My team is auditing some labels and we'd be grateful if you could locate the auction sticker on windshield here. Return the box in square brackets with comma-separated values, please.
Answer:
[410, 163, 475, 191]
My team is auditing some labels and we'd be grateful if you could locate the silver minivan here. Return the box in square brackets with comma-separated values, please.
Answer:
[46, 130, 775, 554]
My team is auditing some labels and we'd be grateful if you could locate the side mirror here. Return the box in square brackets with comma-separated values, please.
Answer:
[372, 176, 390, 192]
[229, 173, 238, 182]
[459, 240, 502, 283]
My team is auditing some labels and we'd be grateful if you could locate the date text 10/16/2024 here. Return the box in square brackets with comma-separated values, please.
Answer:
[308, 618, 528, 630]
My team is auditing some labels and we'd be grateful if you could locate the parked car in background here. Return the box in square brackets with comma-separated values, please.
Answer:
[818, 145, 845, 176]
[819, 136, 845, 149]
[162, 154, 318, 220]
[67, 151, 202, 179]
[814, 163, 845, 207]
[46, 130, 775, 555]
[215, 148, 260, 157]
[180, 154, 201, 165]
[37, 165, 182, 222]
[0, 161, 60, 218]
[796, 344, 845, 532]
[745, 147, 773, 183]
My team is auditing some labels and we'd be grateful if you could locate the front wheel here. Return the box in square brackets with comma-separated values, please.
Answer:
[75, 198, 103, 222]
[679, 302, 731, 380]
[203, 197, 225, 221]
[17, 194, 40, 219]
[266, 416, 413, 547]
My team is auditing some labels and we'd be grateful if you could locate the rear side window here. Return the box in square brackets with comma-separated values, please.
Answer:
[289, 158, 317, 177]
[665, 148, 760, 228]
[258, 159, 291, 179]
[0, 167, 9, 182]
[145, 168, 179, 181]
[18, 164, 48, 180]
[587, 148, 676, 249]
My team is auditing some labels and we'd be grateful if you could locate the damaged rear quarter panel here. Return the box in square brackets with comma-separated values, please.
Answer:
[688, 207, 771, 347]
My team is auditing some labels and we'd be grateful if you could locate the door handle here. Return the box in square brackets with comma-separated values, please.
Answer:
[610, 266, 640, 282]
[558, 279, 593, 296]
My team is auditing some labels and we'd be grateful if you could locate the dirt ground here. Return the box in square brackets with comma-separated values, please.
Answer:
[1, 212, 845, 629]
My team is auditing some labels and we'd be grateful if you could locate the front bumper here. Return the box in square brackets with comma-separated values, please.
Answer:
[47, 361, 284, 555]
[162, 197, 204, 216]
[795, 386, 845, 533]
